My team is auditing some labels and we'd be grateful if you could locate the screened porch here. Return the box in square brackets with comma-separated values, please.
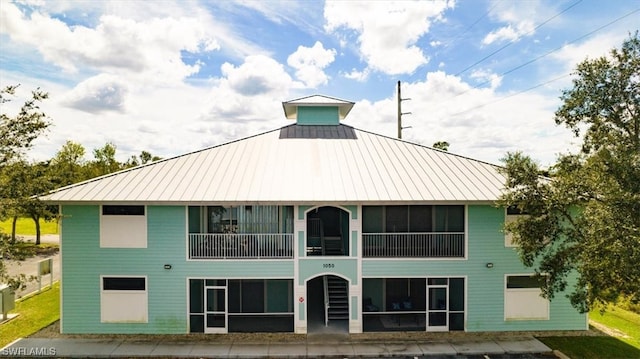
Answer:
[362, 205, 465, 258]
[188, 205, 294, 259]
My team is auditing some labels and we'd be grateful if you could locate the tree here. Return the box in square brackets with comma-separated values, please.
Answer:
[20, 161, 56, 245]
[0, 85, 50, 165]
[0, 160, 55, 245]
[88, 142, 121, 177]
[0, 85, 51, 290]
[0, 160, 31, 242]
[123, 150, 162, 168]
[432, 141, 450, 151]
[498, 33, 640, 312]
[50, 140, 87, 187]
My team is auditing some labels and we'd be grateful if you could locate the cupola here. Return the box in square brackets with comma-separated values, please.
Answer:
[282, 95, 354, 125]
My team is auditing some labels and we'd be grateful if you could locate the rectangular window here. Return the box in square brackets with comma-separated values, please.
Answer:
[385, 206, 408, 233]
[505, 274, 549, 320]
[435, 205, 464, 232]
[362, 206, 383, 233]
[101, 276, 147, 323]
[100, 205, 147, 248]
[102, 205, 145, 216]
[103, 277, 146, 291]
[409, 206, 432, 232]
[362, 205, 464, 233]
[507, 275, 545, 289]
[504, 207, 529, 247]
[190, 206, 292, 234]
[226, 279, 293, 314]
[506, 206, 528, 215]
[241, 280, 265, 313]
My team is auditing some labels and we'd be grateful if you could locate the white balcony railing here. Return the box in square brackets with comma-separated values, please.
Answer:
[189, 233, 293, 259]
[362, 233, 465, 258]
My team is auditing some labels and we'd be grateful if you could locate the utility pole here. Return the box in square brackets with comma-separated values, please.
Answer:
[397, 81, 411, 139]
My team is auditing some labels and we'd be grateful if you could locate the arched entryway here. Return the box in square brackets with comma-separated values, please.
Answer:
[306, 275, 349, 333]
[306, 206, 350, 256]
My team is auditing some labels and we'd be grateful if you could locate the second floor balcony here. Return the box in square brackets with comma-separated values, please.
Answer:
[188, 232, 464, 259]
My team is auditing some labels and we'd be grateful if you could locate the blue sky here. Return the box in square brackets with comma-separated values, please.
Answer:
[1, 0, 638, 166]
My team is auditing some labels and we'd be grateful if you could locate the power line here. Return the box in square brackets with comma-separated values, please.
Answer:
[454, 0, 583, 77]
[449, 73, 572, 117]
[450, 6, 640, 100]
[443, 0, 500, 48]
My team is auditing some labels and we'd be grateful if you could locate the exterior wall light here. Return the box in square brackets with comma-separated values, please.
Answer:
[486, 262, 494, 268]
[164, 264, 172, 270]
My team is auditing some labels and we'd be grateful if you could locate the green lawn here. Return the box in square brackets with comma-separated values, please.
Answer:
[540, 336, 640, 359]
[538, 305, 640, 359]
[0, 218, 58, 236]
[590, 306, 640, 348]
[0, 282, 60, 348]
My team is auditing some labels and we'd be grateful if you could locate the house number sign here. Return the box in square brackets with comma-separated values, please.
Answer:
[323, 263, 335, 268]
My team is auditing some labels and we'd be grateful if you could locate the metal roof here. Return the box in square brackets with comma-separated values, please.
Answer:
[42, 124, 507, 204]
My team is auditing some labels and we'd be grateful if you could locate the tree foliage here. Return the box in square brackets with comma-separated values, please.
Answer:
[499, 33, 640, 312]
[50, 140, 87, 187]
[0, 85, 51, 289]
[0, 85, 50, 165]
[432, 141, 450, 151]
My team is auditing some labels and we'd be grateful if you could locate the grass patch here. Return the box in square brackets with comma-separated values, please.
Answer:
[0, 282, 60, 348]
[538, 305, 640, 358]
[539, 336, 640, 359]
[590, 305, 640, 348]
[0, 218, 58, 236]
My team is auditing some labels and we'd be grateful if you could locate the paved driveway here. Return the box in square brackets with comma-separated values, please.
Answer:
[4, 235, 60, 298]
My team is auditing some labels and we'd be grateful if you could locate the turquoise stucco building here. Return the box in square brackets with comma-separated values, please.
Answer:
[43, 95, 587, 334]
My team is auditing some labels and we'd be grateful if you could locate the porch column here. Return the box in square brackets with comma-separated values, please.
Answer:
[294, 205, 307, 333]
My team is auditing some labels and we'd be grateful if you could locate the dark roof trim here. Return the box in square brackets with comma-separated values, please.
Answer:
[279, 124, 357, 139]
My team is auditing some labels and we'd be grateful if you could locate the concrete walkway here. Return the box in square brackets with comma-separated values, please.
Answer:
[2, 336, 555, 358]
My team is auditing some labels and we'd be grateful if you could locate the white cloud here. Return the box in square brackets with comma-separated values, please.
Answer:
[483, 22, 534, 45]
[0, 2, 219, 84]
[324, 0, 453, 75]
[343, 68, 371, 82]
[550, 32, 629, 73]
[470, 69, 502, 90]
[221, 55, 294, 97]
[482, 0, 543, 45]
[17, 53, 297, 163]
[287, 41, 336, 88]
[62, 74, 129, 113]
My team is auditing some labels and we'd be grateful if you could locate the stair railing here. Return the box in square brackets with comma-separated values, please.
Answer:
[323, 276, 329, 326]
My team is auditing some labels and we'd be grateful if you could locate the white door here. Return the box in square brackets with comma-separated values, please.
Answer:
[205, 285, 227, 333]
[427, 284, 448, 331]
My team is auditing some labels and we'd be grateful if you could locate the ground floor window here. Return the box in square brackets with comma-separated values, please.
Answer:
[100, 276, 148, 323]
[362, 277, 464, 332]
[505, 274, 549, 320]
[189, 278, 294, 333]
